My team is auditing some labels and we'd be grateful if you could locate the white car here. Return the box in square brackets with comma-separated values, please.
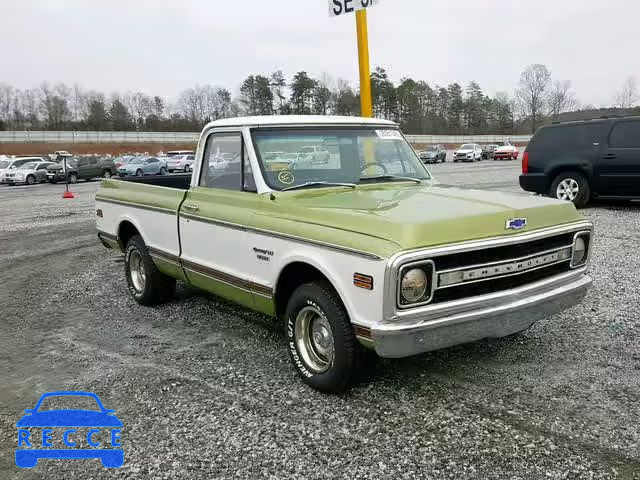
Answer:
[1, 161, 55, 185]
[0, 157, 45, 184]
[298, 146, 330, 164]
[453, 144, 483, 162]
[166, 154, 195, 173]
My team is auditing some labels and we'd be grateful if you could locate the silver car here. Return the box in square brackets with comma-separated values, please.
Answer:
[2, 161, 56, 185]
[166, 154, 195, 173]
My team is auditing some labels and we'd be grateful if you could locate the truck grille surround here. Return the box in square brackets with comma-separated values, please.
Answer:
[395, 230, 590, 310]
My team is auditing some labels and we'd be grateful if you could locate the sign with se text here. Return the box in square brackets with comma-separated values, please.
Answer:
[329, 0, 378, 18]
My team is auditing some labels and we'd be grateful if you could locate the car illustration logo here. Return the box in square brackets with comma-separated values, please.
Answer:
[505, 218, 527, 230]
[15, 391, 123, 468]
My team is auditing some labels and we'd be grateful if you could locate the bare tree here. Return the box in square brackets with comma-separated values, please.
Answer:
[615, 77, 638, 109]
[515, 64, 551, 133]
[548, 80, 578, 122]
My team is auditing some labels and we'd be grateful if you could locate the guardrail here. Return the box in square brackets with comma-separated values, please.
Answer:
[0, 131, 532, 144]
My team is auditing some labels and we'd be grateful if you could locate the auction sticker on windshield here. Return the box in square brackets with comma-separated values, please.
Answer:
[376, 129, 403, 140]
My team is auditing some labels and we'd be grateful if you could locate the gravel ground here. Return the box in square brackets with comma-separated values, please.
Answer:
[1, 163, 639, 479]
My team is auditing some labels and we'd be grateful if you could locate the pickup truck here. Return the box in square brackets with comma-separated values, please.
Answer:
[96, 115, 593, 393]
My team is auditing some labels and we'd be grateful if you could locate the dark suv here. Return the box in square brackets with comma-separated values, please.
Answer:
[520, 116, 640, 207]
[47, 156, 116, 184]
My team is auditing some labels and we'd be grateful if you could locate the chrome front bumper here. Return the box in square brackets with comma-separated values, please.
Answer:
[371, 271, 592, 358]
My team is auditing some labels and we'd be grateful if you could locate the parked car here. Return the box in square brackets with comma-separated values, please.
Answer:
[166, 154, 195, 173]
[520, 115, 640, 207]
[166, 150, 195, 158]
[2, 161, 55, 185]
[118, 156, 167, 177]
[494, 141, 519, 160]
[482, 144, 499, 159]
[453, 144, 483, 162]
[418, 145, 447, 163]
[47, 156, 117, 183]
[298, 145, 330, 164]
[96, 115, 593, 393]
[0, 157, 45, 184]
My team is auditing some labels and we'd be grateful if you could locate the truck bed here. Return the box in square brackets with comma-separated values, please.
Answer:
[117, 173, 191, 190]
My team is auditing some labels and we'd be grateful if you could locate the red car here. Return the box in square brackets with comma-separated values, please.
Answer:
[493, 141, 519, 160]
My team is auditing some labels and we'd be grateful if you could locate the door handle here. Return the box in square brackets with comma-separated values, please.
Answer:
[602, 154, 617, 160]
[183, 203, 199, 212]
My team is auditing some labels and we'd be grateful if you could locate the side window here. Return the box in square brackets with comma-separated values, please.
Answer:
[36, 164, 48, 170]
[148, 158, 158, 164]
[609, 121, 640, 148]
[88, 158, 98, 165]
[77, 159, 88, 167]
[200, 133, 243, 190]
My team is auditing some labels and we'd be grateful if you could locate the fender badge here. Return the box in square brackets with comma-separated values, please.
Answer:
[506, 218, 527, 230]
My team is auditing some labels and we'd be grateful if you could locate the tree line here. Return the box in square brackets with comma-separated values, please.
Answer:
[0, 65, 637, 134]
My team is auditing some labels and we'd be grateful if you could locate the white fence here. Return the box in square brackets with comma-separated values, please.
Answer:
[0, 131, 200, 144]
[0, 131, 532, 145]
[404, 134, 532, 144]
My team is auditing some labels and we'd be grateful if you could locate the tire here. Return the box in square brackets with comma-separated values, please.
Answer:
[26, 175, 36, 185]
[68, 173, 78, 184]
[159, 167, 167, 175]
[124, 235, 176, 306]
[102, 169, 112, 179]
[550, 171, 591, 208]
[285, 280, 371, 393]
[185, 165, 192, 173]
[49, 178, 58, 184]
[136, 169, 143, 177]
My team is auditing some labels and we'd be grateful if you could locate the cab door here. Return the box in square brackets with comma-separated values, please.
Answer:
[601, 120, 640, 196]
[178, 131, 259, 309]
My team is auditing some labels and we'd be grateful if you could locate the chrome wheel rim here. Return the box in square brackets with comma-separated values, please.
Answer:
[128, 250, 146, 292]
[557, 179, 579, 201]
[294, 306, 334, 373]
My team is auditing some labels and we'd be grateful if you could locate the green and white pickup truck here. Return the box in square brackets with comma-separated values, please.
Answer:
[96, 116, 593, 393]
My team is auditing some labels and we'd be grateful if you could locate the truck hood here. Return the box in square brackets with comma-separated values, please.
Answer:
[270, 183, 583, 252]
[455, 149, 474, 154]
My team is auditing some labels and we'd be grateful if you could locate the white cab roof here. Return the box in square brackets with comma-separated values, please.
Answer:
[203, 115, 397, 130]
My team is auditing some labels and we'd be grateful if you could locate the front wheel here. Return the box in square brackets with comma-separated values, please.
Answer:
[68, 173, 78, 184]
[285, 281, 371, 393]
[102, 169, 112, 179]
[159, 167, 167, 175]
[124, 235, 176, 305]
[550, 171, 591, 208]
[135, 169, 143, 177]
[26, 175, 36, 185]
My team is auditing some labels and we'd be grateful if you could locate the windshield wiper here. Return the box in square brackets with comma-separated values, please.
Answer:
[360, 174, 423, 184]
[281, 181, 357, 192]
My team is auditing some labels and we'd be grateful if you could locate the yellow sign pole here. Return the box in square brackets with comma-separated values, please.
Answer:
[355, 9, 373, 118]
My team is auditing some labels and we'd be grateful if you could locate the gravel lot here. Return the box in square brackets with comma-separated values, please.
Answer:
[1, 162, 639, 479]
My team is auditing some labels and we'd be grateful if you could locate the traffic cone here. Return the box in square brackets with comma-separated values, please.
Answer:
[63, 190, 75, 199]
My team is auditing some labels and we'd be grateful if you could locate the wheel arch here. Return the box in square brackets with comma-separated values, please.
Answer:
[273, 259, 350, 321]
[117, 217, 145, 251]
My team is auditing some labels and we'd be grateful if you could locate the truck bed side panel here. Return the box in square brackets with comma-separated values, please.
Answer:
[96, 179, 187, 280]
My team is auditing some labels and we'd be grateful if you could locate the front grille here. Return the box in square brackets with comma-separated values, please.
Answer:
[425, 232, 579, 306]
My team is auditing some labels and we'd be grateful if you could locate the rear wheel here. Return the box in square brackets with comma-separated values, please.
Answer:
[102, 169, 112, 179]
[136, 169, 143, 177]
[159, 167, 167, 175]
[124, 234, 175, 306]
[550, 171, 591, 208]
[285, 280, 372, 393]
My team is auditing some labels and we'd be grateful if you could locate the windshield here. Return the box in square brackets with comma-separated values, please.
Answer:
[0, 161, 9, 169]
[19, 162, 37, 169]
[253, 128, 430, 191]
[424, 146, 437, 151]
[460, 144, 474, 150]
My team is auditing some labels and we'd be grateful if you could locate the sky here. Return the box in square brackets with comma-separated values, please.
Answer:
[2, 0, 638, 107]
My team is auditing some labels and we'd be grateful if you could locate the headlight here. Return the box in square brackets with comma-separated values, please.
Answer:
[401, 268, 427, 303]
[571, 233, 590, 267]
